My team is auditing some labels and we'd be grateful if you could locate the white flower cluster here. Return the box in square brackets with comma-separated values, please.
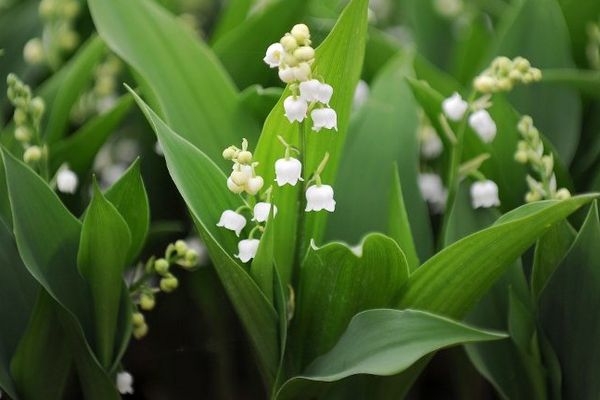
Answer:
[23, 0, 81, 68]
[514, 116, 571, 202]
[473, 56, 542, 94]
[442, 92, 497, 144]
[264, 24, 338, 131]
[222, 138, 264, 195]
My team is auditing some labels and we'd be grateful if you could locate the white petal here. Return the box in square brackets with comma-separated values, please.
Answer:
[311, 108, 337, 131]
[263, 43, 284, 68]
[284, 96, 308, 123]
[253, 202, 277, 222]
[316, 82, 334, 105]
[442, 92, 468, 121]
[352, 80, 369, 110]
[56, 167, 78, 194]
[236, 239, 260, 263]
[299, 79, 321, 102]
[470, 180, 500, 209]
[116, 371, 134, 395]
[305, 184, 336, 213]
[469, 109, 497, 143]
[275, 157, 303, 186]
[278, 67, 296, 83]
[216, 210, 247, 236]
[246, 176, 264, 195]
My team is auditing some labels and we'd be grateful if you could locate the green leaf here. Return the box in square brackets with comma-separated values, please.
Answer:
[387, 166, 420, 272]
[253, 0, 369, 284]
[212, 0, 307, 89]
[78, 183, 131, 368]
[277, 309, 506, 400]
[289, 233, 409, 371]
[530, 219, 576, 301]
[10, 292, 72, 400]
[250, 208, 276, 303]
[541, 69, 600, 98]
[397, 194, 598, 319]
[104, 158, 150, 264]
[49, 94, 133, 177]
[129, 89, 280, 386]
[328, 52, 433, 262]
[210, 0, 253, 43]
[1, 148, 120, 398]
[540, 201, 600, 399]
[88, 0, 241, 168]
[44, 36, 107, 144]
[491, 0, 581, 164]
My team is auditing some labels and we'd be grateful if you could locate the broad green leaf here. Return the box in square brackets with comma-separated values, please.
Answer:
[44, 36, 107, 144]
[129, 89, 280, 386]
[289, 233, 409, 371]
[530, 219, 576, 300]
[397, 194, 598, 319]
[105, 159, 150, 264]
[253, 0, 369, 285]
[10, 292, 72, 400]
[210, 0, 253, 43]
[277, 309, 506, 400]
[78, 184, 131, 368]
[328, 52, 433, 262]
[250, 208, 276, 303]
[387, 166, 420, 271]
[540, 201, 600, 399]
[1, 148, 121, 397]
[88, 0, 242, 168]
[238, 85, 283, 125]
[0, 219, 37, 400]
[49, 94, 133, 177]
[212, 0, 307, 89]
[490, 0, 581, 165]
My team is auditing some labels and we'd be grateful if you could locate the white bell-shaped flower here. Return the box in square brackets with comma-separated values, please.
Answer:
[275, 157, 303, 186]
[236, 239, 260, 263]
[278, 67, 296, 83]
[116, 371, 134, 395]
[311, 108, 337, 131]
[470, 180, 500, 209]
[316, 82, 333, 105]
[299, 79, 321, 102]
[227, 177, 245, 194]
[253, 202, 278, 222]
[216, 210, 247, 236]
[284, 96, 308, 123]
[305, 184, 336, 212]
[263, 43, 284, 68]
[246, 176, 264, 195]
[418, 173, 447, 214]
[56, 166, 78, 194]
[420, 126, 443, 159]
[442, 92, 468, 121]
[469, 109, 497, 143]
[353, 80, 369, 110]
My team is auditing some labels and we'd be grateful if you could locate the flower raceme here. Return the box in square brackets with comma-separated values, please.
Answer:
[264, 24, 338, 130]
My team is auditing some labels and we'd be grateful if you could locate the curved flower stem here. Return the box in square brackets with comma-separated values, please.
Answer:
[439, 91, 476, 247]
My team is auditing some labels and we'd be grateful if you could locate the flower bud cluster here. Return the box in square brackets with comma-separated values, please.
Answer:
[264, 24, 338, 131]
[514, 116, 570, 202]
[129, 240, 200, 339]
[586, 21, 600, 70]
[23, 0, 81, 68]
[223, 138, 265, 195]
[473, 56, 542, 94]
[71, 54, 123, 123]
[6, 74, 47, 164]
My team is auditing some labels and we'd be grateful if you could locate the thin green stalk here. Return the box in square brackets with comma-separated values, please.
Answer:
[292, 120, 307, 284]
[439, 91, 476, 247]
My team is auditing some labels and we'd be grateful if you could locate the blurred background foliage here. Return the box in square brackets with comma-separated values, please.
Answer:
[1, 0, 600, 398]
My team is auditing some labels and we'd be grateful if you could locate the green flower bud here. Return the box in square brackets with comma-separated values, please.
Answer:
[514, 150, 528, 164]
[140, 293, 156, 311]
[182, 249, 199, 269]
[554, 188, 571, 200]
[132, 312, 145, 326]
[13, 108, 27, 126]
[237, 150, 253, 164]
[280, 34, 298, 52]
[513, 57, 530, 73]
[529, 68, 542, 82]
[294, 46, 315, 62]
[133, 322, 149, 339]
[30, 97, 45, 119]
[160, 274, 179, 293]
[154, 258, 170, 275]
[230, 170, 249, 186]
[23, 146, 42, 163]
[23, 38, 45, 65]
[14, 126, 32, 142]
[61, 0, 80, 18]
[497, 78, 513, 92]
[291, 24, 310, 45]
[57, 29, 79, 51]
[222, 146, 238, 160]
[283, 52, 298, 67]
[174, 240, 188, 256]
[525, 191, 542, 203]
[39, 0, 56, 18]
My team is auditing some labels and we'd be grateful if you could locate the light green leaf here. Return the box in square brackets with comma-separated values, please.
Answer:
[44, 36, 107, 144]
[253, 0, 369, 284]
[277, 309, 506, 400]
[250, 208, 276, 303]
[387, 166, 420, 271]
[540, 201, 600, 399]
[328, 52, 433, 262]
[397, 194, 598, 319]
[129, 89, 280, 386]
[289, 233, 409, 371]
[104, 158, 150, 264]
[49, 94, 133, 177]
[88, 0, 242, 168]
[78, 183, 131, 368]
